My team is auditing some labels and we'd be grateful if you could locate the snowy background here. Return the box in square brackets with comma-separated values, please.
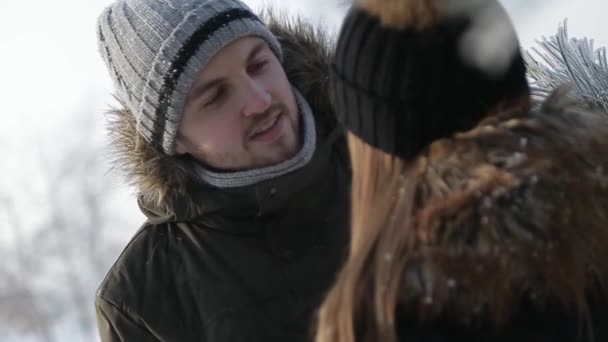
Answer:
[0, 0, 604, 341]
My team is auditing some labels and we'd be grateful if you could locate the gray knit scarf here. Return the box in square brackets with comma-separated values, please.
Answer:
[194, 88, 317, 188]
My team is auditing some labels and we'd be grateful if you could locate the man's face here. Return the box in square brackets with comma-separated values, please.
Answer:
[177, 36, 299, 171]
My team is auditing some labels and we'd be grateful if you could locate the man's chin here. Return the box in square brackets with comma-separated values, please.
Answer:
[254, 148, 300, 169]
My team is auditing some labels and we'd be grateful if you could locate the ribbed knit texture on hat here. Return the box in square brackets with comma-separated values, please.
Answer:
[330, 5, 529, 160]
[97, 0, 282, 155]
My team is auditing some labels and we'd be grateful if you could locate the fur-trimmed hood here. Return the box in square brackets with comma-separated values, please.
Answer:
[105, 11, 337, 222]
[395, 87, 608, 327]
[399, 23, 608, 328]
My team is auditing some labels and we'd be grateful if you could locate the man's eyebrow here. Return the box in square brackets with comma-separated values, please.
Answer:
[247, 40, 268, 61]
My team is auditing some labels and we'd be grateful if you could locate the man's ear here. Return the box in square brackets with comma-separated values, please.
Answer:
[175, 136, 188, 155]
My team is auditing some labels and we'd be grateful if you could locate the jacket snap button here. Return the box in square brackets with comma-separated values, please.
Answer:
[269, 187, 277, 196]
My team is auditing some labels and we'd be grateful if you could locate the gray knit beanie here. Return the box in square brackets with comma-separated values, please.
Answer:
[97, 0, 283, 155]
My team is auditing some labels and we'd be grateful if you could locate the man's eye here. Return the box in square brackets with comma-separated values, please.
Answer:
[203, 88, 224, 107]
[248, 60, 268, 74]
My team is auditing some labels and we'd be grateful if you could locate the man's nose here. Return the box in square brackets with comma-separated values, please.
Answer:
[242, 78, 271, 117]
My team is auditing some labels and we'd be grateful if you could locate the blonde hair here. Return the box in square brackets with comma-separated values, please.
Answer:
[316, 132, 417, 342]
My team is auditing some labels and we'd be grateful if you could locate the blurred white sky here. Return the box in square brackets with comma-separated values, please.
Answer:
[0, 0, 603, 146]
[0, 0, 604, 236]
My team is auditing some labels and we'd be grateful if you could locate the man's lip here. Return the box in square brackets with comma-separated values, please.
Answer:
[249, 113, 280, 139]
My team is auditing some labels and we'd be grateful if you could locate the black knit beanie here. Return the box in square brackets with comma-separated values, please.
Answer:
[330, 2, 530, 160]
